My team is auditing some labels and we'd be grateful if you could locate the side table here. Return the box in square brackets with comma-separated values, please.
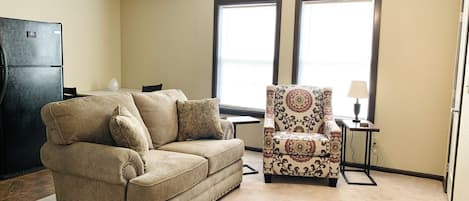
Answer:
[224, 116, 261, 175]
[340, 119, 380, 185]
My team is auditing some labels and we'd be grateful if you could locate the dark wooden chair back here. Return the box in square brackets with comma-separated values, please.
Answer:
[63, 87, 77, 100]
[142, 84, 163, 92]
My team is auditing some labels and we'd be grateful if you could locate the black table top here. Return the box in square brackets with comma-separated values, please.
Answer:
[224, 116, 261, 125]
[341, 119, 380, 132]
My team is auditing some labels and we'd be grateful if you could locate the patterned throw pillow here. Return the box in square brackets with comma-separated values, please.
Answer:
[177, 98, 224, 140]
[109, 105, 149, 157]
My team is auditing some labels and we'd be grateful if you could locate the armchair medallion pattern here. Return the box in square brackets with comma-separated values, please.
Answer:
[263, 85, 342, 187]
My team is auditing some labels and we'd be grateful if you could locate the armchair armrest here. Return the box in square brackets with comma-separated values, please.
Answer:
[41, 141, 144, 185]
[263, 117, 275, 154]
[263, 86, 276, 174]
[324, 120, 342, 178]
[324, 120, 341, 138]
[263, 117, 275, 174]
[264, 117, 275, 129]
[219, 119, 234, 139]
[263, 116, 275, 154]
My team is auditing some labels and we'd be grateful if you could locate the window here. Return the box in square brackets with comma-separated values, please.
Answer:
[292, 0, 381, 120]
[212, 0, 281, 117]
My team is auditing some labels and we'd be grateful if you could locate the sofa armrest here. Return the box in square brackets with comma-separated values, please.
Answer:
[219, 119, 234, 139]
[324, 120, 342, 178]
[41, 141, 144, 185]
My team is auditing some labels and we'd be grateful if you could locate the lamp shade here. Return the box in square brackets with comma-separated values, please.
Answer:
[347, 80, 369, 99]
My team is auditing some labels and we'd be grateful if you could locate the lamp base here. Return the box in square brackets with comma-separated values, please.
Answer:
[353, 100, 361, 123]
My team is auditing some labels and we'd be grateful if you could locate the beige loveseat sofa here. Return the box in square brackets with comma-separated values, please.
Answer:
[40, 89, 244, 201]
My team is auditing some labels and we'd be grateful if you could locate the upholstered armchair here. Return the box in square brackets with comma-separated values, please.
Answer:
[263, 85, 342, 187]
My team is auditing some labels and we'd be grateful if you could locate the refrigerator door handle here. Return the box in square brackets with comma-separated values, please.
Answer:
[0, 44, 9, 104]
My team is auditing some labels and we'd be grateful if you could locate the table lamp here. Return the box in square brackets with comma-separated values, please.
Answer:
[347, 80, 368, 122]
[108, 78, 119, 92]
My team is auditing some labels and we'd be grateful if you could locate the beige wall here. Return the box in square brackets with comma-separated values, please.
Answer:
[373, 0, 460, 175]
[120, 0, 460, 176]
[120, 0, 213, 99]
[0, 0, 121, 91]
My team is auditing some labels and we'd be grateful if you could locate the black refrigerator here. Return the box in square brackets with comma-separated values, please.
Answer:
[0, 17, 63, 178]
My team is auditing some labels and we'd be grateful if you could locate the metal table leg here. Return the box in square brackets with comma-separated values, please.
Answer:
[341, 129, 377, 185]
[243, 164, 259, 175]
[341, 124, 347, 173]
[233, 123, 259, 175]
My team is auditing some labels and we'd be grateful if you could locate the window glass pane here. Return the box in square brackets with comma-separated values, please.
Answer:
[217, 4, 276, 110]
[298, 1, 374, 118]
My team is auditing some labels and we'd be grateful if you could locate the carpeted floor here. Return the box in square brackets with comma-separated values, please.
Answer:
[37, 194, 55, 201]
[2, 151, 448, 201]
[222, 151, 447, 201]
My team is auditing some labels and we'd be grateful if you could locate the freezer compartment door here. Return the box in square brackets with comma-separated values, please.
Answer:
[1, 66, 62, 175]
[0, 18, 62, 67]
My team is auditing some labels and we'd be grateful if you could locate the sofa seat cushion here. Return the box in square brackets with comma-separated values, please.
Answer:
[158, 139, 244, 175]
[271, 155, 331, 178]
[273, 131, 330, 157]
[128, 150, 208, 201]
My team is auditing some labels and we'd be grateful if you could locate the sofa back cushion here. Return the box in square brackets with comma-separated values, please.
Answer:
[132, 89, 187, 148]
[41, 93, 153, 148]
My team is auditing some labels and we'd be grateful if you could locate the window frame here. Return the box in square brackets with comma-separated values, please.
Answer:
[291, 0, 382, 121]
[211, 0, 282, 118]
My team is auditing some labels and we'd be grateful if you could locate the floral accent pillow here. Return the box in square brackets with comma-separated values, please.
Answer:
[177, 98, 224, 140]
[109, 105, 149, 158]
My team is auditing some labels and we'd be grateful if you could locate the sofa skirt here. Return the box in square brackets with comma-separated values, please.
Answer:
[51, 159, 242, 201]
[167, 159, 242, 201]
[52, 172, 127, 201]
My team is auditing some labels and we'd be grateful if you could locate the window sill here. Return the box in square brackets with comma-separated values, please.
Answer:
[219, 105, 265, 118]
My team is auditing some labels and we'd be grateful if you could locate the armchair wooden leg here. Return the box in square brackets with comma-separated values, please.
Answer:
[328, 178, 338, 187]
[264, 174, 272, 183]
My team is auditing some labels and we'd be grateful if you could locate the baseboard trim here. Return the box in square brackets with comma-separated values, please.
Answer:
[243, 147, 444, 181]
[442, 176, 447, 193]
[0, 166, 45, 180]
[245, 146, 262, 152]
[344, 162, 444, 181]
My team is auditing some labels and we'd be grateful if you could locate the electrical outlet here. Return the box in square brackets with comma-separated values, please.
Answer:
[372, 138, 378, 154]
